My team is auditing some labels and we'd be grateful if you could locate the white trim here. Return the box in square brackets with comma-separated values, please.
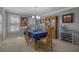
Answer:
[42, 7, 76, 16]
[2, 8, 6, 40]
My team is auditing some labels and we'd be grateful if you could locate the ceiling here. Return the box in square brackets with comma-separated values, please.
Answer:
[4, 7, 70, 16]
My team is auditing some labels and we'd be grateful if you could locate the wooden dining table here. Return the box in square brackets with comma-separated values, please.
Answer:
[28, 30, 48, 49]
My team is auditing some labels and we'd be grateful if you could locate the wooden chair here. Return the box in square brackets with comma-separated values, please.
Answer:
[39, 27, 55, 51]
[24, 31, 29, 45]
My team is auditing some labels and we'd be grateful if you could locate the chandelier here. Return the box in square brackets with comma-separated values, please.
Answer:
[32, 16, 40, 19]
[32, 7, 40, 19]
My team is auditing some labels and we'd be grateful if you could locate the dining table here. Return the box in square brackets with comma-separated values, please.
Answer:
[28, 30, 48, 49]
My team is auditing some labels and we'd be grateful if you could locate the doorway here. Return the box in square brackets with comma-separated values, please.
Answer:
[45, 16, 58, 39]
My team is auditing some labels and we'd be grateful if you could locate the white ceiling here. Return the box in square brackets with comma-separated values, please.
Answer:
[4, 7, 70, 16]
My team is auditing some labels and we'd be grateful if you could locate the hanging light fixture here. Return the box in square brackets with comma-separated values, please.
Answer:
[32, 7, 40, 19]
[32, 16, 34, 19]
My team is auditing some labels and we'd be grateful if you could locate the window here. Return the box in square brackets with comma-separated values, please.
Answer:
[10, 25, 19, 32]
[0, 14, 2, 34]
[10, 17, 20, 24]
[9, 15, 20, 32]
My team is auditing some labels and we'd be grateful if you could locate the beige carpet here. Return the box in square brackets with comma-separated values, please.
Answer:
[0, 37, 79, 52]
[53, 40, 79, 52]
[0, 37, 36, 52]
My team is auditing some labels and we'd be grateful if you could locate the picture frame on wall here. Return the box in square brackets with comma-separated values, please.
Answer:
[20, 17, 28, 27]
[40, 19, 44, 23]
[62, 13, 73, 23]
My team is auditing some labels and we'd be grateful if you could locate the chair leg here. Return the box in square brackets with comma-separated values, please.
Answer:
[25, 36, 29, 45]
[50, 41, 53, 51]
[38, 40, 40, 48]
[47, 40, 53, 52]
[27, 38, 29, 45]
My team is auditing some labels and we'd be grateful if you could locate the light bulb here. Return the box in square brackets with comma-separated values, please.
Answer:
[36, 16, 40, 19]
[38, 16, 40, 19]
[36, 16, 38, 19]
[32, 16, 34, 19]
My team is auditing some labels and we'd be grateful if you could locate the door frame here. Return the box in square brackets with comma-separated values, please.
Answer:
[55, 16, 58, 39]
[45, 16, 58, 39]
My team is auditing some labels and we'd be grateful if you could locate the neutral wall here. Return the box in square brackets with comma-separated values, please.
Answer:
[1, 10, 36, 39]
[5, 12, 28, 39]
[28, 16, 35, 26]
[0, 7, 5, 48]
[39, 17, 45, 30]
[0, 7, 5, 40]
[0, 8, 3, 40]
[1, 7, 79, 40]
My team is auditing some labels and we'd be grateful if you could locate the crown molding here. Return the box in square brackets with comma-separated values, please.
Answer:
[42, 7, 76, 16]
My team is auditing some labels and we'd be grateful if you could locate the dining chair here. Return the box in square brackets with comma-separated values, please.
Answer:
[39, 27, 55, 51]
[24, 30, 29, 45]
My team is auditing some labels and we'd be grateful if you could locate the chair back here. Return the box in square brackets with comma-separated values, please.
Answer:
[46, 27, 55, 45]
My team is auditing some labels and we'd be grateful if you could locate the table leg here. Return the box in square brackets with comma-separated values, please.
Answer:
[35, 40, 38, 50]
[35, 40, 37, 50]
